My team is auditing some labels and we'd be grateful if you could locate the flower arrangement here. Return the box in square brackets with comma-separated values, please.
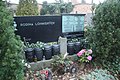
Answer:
[77, 49, 92, 63]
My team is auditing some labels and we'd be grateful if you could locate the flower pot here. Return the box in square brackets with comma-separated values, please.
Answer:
[25, 48, 34, 62]
[52, 44, 60, 56]
[34, 48, 43, 61]
[44, 45, 52, 60]
[67, 42, 75, 55]
[74, 42, 81, 54]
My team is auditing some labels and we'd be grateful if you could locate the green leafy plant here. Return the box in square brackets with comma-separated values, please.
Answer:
[52, 54, 65, 68]
[24, 40, 58, 49]
[24, 41, 45, 49]
[82, 69, 117, 80]
[51, 53, 76, 74]
[52, 54, 67, 73]
[76, 49, 92, 63]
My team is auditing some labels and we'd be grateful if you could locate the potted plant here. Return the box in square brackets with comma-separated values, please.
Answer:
[24, 41, 44, 62]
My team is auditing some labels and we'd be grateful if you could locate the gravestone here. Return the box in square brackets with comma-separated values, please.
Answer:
[14, 14, 85, 43]
[14, 16, 62, 43]
[58, 36, 67, 54]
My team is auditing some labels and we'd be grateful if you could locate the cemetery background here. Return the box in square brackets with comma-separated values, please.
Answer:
[0, 0, 120, 80]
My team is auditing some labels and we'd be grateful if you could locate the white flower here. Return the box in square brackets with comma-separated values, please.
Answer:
[88, 49, 92, 54]
[27, 64, 31, 68]
[22, 60, 24, 63]
[25, 63, 28, 67]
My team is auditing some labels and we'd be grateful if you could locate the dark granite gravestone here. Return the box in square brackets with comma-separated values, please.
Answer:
[14, 15, 62, 43]
[14, 14, 85, 43]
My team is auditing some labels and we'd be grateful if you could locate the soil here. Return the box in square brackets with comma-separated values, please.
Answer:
[24, 63, 95, 80]
[52, 63, 95, 80]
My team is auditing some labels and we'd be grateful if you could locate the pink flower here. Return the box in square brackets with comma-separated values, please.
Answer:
[87, 56, 92, 61]
[77, 52, 82, 57]
[77, 49, 86, 57]
[88, 49, 92, 54]
[81, 49, 86, 53]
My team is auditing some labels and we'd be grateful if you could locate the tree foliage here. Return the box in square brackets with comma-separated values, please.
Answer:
[40, 1, 74, 15]
[87, 0, 120, 60]
[0, 1, 24, 80]
[16, 0, 39, 16]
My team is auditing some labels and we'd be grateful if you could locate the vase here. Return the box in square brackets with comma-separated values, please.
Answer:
[44, 45, 52, 60]
[34, 48, 43, 61]
[25, 48, 34, 62]
[67, 42, 75, 55]
[52, 44, 60, 56]
[74, 42, 81, 54]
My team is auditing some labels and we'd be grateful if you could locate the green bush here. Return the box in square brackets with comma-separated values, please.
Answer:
[102, 56, 120, 77]
[87, 0, 120, 60]
[86, 0, 120, 76]
[0, 1, 24, 80]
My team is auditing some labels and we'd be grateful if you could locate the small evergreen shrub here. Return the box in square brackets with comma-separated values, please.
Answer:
[0, 1, 24, 80]
[82, 69, 117, 80]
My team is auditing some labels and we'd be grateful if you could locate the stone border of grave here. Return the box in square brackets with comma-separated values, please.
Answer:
[29, 55, 76, 70]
